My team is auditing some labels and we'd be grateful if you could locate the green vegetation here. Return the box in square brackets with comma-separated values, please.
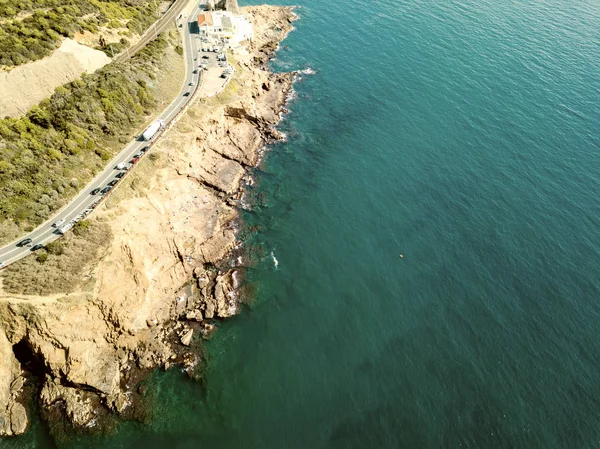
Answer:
[0, 0, 158, 67]
[2, 219, 112, 295]
[0, 32, 179, 243]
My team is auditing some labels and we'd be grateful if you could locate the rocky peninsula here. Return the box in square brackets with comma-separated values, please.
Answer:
[0, 5, 296, 437]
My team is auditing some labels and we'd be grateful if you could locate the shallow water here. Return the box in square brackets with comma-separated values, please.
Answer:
[6, 0, 600, 447]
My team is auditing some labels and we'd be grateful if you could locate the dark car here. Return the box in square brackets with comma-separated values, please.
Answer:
[16, 238, 32, 247]
[193, 70, 198, 74]
[133, 153, 142, 159]
[189, 82, 194, 86]
[101, 186, 112, 194]
[183, 92, 190, 97]
[141, 146, 149, 153]
[115, 172, 125, 179]
[108, 179, 118, 187]
[30, 244, 44, 252]
[202, 55, 209, 59]
[91, 188, 101, 195]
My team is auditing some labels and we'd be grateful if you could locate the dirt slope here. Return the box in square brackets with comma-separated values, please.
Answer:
[0, 38, 111, 118]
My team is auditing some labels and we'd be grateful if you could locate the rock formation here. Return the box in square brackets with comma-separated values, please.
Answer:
[0, 5, 297, 437]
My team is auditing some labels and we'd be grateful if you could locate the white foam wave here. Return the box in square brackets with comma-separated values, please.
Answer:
[240, 192, 252, 211]
[298, 67, 316, 75]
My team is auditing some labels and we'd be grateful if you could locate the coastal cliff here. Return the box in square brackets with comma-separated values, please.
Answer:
[0, 5, 296, 437]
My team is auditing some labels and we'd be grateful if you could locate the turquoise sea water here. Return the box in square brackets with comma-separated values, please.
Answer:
[6, 0, 600, 447]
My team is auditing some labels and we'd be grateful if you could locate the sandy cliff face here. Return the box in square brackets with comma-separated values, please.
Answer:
[0, 38, 112, 118]
[0, 5, 296, 437]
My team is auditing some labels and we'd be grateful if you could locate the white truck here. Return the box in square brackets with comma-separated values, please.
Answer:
[57, 222, 74, 235]
[141, 119, 164, 141]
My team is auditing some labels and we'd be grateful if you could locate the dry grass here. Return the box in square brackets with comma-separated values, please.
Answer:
[1, 219, 113, 296]
[151, 28, 186, 108]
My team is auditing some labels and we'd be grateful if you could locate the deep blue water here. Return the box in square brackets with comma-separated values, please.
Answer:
[6, 0, 600, 447]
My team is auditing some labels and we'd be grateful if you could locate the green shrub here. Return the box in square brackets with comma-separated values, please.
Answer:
[45, 240, 64, 255]
[73, 220, 90, 236]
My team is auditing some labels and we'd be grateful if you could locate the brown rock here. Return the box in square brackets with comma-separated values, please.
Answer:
[186, 309, 203, 321]
[204, 299, 215, 319]
[0, 327, 24, 436]
[9, 403, 27, 435]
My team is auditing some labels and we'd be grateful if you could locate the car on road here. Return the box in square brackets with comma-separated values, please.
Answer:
[220, 72, 229, 78]
[91, 188, 101, 195]
[193, 70, 198, 74]
[0, 262, 4, 269]
[141, 146, 149, 153]
[183, 92, 190, 97]
[101, 186, 112, 194]
[202, 55, 209, 59]
[116, 162, 128, 170]
[108, 179, 118, 187]
[133, 153, 142, 159]
[131, 157, 140, 164]
[17, 238, 32, 247]
[53, 219, 65, 228]
[115, 172, 125, 179]
[30, 244, 44, 252]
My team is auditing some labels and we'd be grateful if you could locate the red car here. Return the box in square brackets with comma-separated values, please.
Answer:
[131, 157, 140, 164]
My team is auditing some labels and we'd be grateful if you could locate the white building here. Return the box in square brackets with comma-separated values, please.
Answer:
[197, 11, 253, 44]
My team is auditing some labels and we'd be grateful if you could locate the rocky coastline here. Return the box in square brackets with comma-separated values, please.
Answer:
[0, 5, 297, 438]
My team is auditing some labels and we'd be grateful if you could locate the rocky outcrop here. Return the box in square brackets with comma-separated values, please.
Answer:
[0, 5, 297, 437]
[0, 328, 26, 436]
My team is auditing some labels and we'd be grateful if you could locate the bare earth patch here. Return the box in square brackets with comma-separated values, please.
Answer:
[0, 38, 111, 118]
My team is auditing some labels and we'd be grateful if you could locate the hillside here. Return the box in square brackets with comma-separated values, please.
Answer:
[0, 38, 111, 117]
[0, 0, 160, 69]
[0, 28, 185, 245]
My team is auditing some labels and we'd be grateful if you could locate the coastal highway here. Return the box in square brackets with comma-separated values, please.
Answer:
[0, 1, 207, 268]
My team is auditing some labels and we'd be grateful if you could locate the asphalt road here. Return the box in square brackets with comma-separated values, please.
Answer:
[0, 1, 209, 268]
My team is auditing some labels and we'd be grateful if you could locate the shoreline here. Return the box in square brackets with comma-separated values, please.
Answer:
[0, 5, 298, 439]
